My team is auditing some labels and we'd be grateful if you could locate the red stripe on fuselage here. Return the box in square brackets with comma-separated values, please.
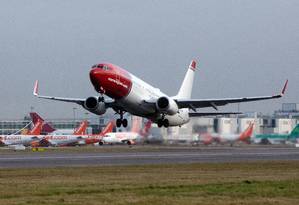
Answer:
[90, 63, 132, 99]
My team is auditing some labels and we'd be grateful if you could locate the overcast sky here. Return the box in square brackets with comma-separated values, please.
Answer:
[0, 0, 298, 119]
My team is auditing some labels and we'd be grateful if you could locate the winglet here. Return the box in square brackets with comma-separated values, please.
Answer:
[33, 80, 39, 96]
[189, 60, 197, 71]
[281, 79, 288, 95]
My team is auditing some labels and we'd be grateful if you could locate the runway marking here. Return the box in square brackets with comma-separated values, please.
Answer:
[1, 151, 299, 161]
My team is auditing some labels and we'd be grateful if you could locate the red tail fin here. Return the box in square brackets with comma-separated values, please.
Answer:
[100, 121, 115, 135]
[139, 120, 152, 137]
[30, 112, 56, 133]
[28, 119, 43, 135]
[239, 123, 254, 141]
[73, 120, 89, 135]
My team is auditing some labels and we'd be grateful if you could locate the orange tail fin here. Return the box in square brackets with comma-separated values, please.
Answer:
[28, 119, 43, 135]
[239, 123, 254, 141]
[73, 120, 89, 135]
[100, 121, 115, 135]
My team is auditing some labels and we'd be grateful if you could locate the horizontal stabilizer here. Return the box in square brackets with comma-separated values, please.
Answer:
[189, 112, 242, 117]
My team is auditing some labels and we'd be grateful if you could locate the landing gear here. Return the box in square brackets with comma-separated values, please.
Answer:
[157, 118, 169, 128]
[116, 118, 128, 128]
[116, 110, 128, 128]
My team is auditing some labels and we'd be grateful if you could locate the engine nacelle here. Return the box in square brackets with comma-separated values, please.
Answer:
[156, 96, 179, 115]
[83, 97, 106, 115]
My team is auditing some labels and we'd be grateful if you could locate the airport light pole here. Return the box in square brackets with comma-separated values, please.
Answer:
[73, 107, 77, 130]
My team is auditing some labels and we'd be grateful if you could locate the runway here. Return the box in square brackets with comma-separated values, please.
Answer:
[0, 146, 299, 168]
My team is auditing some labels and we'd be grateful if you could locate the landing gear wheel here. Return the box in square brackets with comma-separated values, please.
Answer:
[157, 119, 163, 128]
[122, 119, 128, 127]
[163, 119, 169, 128]
[116, 119, 122, 127]
[157, 119, 169, 128]
[116, 118, 128, 127]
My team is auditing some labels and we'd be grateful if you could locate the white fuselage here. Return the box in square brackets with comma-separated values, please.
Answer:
[0, 135, 38, 146]
[214, 133, 240, 143]
[42, 135, 84, 146]
[117, 74, 190, 126]
[102, 132, 139, 144]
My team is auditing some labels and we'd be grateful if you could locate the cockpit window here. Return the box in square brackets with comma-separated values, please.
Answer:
[103, 65, 110, 71]
[93, 64, 111, 71]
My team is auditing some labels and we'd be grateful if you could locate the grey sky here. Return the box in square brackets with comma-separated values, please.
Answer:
[0, 0, 298, 119]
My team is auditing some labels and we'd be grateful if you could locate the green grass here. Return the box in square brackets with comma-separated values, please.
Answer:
[0, 162, 299, 205]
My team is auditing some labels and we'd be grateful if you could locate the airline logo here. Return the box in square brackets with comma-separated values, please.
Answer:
[45, 136, 69, 140]
[2, 136, 22, 140]
[108, 78, 129, 89]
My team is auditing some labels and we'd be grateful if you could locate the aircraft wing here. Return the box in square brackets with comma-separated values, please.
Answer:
[176, 80, 288, 110]
[33, 80, 85, 105]
[33, 80, 115, 107]
[189, 112, 242, 117]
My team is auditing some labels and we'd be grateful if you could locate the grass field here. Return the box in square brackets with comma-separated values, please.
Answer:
[0, 161, 299, 205]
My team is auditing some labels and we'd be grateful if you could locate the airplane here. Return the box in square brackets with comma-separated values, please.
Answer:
[34, 135, 83, 147]
[33, 60, 288, 128]
[0, 119, 43, 147]
[32, 120, 89, 147]
[30, 120, 113, 147]
[198, 122, 254, 145]
[101, 117, 152, 145]
[79, 120, 115, 145]
[214, 122, 254, 145]
[254, 124, 299, 144]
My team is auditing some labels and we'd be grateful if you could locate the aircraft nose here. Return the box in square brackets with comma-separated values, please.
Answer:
[89, 68, 102, 91]
[89, 68, 97, 79]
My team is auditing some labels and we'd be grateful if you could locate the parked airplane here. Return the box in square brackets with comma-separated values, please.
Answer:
[32, 120, 89, 147]
[254, 124, 299, 144]
[35, 135, 83, 147]
[33, 60, 288, 128]
[198, 122, 254, 145]
[79, 120, 115, 145]
[101, 117, 152, 145]
[0, 120, 43, 146]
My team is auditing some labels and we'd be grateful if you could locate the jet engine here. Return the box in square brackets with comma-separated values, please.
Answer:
[83, 97, 106, 115]
[155, 96, 179, 115]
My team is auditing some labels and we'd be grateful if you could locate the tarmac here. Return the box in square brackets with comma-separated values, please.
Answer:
[0, 145, 299, 168]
